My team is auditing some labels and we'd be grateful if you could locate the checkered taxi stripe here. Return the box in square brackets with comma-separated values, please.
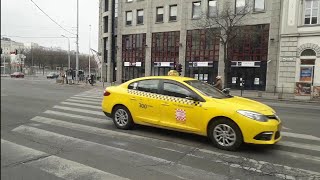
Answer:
[128, 89, 201, 106]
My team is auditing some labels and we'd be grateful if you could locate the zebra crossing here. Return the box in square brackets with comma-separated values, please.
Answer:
[2, 88, 320, 180]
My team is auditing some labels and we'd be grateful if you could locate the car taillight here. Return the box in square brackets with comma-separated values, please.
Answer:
[103, 90, 110, 96]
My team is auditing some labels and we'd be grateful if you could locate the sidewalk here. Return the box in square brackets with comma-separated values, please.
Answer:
[55, 80, 320, 103]
[230, 89, 320, 103]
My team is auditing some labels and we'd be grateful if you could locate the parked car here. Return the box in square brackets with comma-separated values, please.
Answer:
[102, 75, 282, 151]
[47, 72, 59, 79]
[10, 72, 24, 78]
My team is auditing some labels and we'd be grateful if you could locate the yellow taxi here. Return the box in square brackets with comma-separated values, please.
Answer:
[102, 75, 281, 151]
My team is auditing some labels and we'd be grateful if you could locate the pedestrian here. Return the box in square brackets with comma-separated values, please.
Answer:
[213, 76, 223, 90]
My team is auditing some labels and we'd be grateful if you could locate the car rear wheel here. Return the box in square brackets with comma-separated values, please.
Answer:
[208, 118, 243, 151]
[112, 105, 134, 130]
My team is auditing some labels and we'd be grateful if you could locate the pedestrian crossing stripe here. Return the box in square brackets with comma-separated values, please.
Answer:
[128, 89, 201, 106]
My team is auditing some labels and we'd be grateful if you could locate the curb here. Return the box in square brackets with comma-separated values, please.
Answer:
[239, 96, 320, 104]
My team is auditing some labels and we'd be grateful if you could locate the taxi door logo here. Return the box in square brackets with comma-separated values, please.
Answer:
[175, 109, 186, 123]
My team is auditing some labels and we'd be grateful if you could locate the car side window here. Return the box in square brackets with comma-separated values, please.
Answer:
[163, 82, 192, 98]
[129, 80, 159, 93]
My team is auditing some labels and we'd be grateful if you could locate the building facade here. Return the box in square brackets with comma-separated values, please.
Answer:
[99, 0, 281, 91]
[278, 0, 320, 98]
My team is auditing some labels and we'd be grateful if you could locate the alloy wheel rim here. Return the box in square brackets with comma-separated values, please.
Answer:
[213, 124, 236, 147]
[115, 109, 128, 126]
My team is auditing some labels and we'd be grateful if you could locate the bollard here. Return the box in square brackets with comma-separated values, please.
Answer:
[258, 91, 262, 97]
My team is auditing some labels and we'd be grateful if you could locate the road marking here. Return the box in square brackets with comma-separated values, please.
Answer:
[76, 93, 102, 97]
[69, 97, 102, 102]
[1, 139, 129, 180]
[282, 131, 320, 142]
[28, 116, 187, 150]
[282, 126, 291, 130]
[65, 99, 101, 105]
[53, 106, 104, 116]
[61, 102, 101, 109]
[197, 149, 320, 179]
[1, 139, 47, 166]
[272, 149, 320, 163]
[29, 116, 320, 166]
[265, 102, 320, 110]
[277, 141, 320, 152]
[73, 95, 102, 99]
[12, 125, 227, 180]
[43, 110, 110, 124]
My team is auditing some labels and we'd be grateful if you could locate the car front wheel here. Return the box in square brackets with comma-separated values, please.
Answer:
[208, 118, 243, 151]
[112, 106, 134, 130]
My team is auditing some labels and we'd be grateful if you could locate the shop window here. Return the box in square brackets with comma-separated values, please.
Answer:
[122, 34, 146, 63]
[304, 0, 319, 25]
[228, 24, 269, 62]
[186, 29, 220, 62]
[151, 31, 180, 62]
[192, 2, 201, 19]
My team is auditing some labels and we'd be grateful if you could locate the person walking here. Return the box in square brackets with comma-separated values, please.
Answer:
[213, 76, 223, 90]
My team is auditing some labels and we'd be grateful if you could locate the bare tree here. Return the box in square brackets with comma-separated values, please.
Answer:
[194, 1, 253, 86]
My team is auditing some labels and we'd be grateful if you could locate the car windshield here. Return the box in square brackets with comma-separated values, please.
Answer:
[185, 80, 232, 99]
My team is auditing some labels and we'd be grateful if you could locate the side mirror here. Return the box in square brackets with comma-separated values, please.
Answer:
[222, 88, 230, 95]
[186, 96, 199, 101]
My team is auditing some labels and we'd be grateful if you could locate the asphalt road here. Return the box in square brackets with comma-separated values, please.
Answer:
[1, 77, 320, 180]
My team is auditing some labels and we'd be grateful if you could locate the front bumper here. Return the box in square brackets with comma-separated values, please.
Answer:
[236, 115, 282, 145]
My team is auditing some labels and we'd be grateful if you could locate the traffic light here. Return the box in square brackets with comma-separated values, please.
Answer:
[177, 63, 182, 73]
[15, 49, 18, 55]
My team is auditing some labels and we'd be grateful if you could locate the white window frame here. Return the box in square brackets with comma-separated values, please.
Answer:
[304, 0, 319, 25]
[126, 11, 133, 26]
[156, 6, 164, 23]
[254, 0, 265, 12]
[235, 0, 247, 14]
[169, 5, 178, 21]
[137, 9, 144, 24]
[208, 0, 217, 17]
[192, 1, 202, 19]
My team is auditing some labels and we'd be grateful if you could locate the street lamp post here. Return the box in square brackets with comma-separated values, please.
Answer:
[89, 25, 91, 76]
[75, 0, 79, 83]
[61, 35, 71, 70]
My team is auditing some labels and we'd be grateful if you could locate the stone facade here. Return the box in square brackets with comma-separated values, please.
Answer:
[99, 0, 281, 91]
[278, 0, 320, 97]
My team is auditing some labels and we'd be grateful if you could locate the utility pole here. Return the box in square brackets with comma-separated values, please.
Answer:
[31, 44, 34, 74]
[75, 0, 79, 83]
[61, 35, 71, 70]
[3, 56, 6, 75]
[89, 24, 91, 76]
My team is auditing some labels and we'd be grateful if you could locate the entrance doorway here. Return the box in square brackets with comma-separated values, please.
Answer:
[229, 61, 267, 90]
[122, 66, 145, 82]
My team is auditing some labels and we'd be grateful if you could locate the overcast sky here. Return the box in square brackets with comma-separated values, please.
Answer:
[1, 0, 99, 54]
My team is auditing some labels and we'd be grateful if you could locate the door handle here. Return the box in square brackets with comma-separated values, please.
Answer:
[130, 97, 137, 101]
[161, 103, 169, 106]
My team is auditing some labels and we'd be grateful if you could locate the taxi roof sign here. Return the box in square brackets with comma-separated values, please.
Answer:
[167, 70, 180, 76]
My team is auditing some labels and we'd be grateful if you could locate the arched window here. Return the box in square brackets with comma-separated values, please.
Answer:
[301, 49, 316, 56]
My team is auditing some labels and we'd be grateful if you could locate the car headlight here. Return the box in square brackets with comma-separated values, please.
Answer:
[237, 110, 269, 122]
